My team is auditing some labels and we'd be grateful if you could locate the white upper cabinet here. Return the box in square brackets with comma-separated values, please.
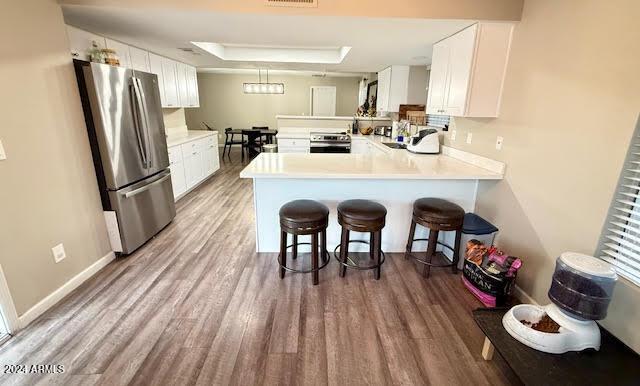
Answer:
[129, 46, 150, 73]
[376, 65, 410, 113]
[65, 25, 200, 109]
[148, 53, 166, 105]
[161, 58, 180, 108]
[186, 66, 200, 108]
[426, 22, 515, 118]
[175, 62, 189, 107]
[105, 38, 131, 68]
[426, 41, 450, 114]
[66, 25, 106, 61]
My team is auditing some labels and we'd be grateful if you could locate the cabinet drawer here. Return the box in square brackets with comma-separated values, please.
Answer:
[278, 138, 310, 148]
[205, 135, 217, 146]
[167, 146, 183, 165]
[278, 146, 310, 154]
[181, 141, 199, 157]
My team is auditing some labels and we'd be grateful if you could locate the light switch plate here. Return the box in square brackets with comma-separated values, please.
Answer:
[466, 132, 473, 144]
[451, 130, 457, 141]
[496, 136, 504, 150]
[52, 243, 66, 263]
[0, 139, 6, 160]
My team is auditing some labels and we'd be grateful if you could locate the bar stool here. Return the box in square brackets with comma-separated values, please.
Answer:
[405, 198, 464, 278]
[334, 199, 387, 280]
[279, 199, 330, 285]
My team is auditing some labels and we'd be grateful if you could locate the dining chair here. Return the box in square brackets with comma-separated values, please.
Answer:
[223, 127, 246, 159]
[252, 126, 272, 144]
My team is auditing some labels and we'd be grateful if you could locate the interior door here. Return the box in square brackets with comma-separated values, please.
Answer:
[310, 86, 336, 116]
[133, 70, 170, 176]
[84, 62, 148, 189]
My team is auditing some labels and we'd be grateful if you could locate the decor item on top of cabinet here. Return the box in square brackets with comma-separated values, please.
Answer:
[88, 41, 105, 63]
[427, 22, 515, 118]
[101, 48, 120, 66]
[376, 65, 410, 114]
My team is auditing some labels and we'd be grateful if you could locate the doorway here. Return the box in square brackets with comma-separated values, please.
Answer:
[310, 86, 336, 116]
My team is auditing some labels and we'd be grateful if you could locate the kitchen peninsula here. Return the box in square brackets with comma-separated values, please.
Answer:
[240, 135, 505, 253]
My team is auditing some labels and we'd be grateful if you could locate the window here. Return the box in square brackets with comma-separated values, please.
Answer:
[597, 118, 640, 285]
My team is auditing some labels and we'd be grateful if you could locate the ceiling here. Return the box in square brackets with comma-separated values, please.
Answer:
[62, 5, 474, 73]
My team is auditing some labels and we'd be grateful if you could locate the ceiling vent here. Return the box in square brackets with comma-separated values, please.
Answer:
[265, 0, 318, 8]
[178, 47, 201, 55]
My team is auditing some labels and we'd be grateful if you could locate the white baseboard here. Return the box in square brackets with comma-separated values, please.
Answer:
[18, 251, 116, 329]
[513, 284, 538, 305]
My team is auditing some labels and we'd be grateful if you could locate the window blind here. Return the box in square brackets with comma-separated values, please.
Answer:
[598, 121, 640, 286]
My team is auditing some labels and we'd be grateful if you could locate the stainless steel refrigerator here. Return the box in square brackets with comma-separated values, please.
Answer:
[74, 60, 176, 255]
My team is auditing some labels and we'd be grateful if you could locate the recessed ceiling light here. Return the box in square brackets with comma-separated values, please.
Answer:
[191, 42, 351, 64]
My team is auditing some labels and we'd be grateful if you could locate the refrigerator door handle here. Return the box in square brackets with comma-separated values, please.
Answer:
[130, 80, 149, 168]
[122, 172, 171, 198]
[134, 77, 153, 168]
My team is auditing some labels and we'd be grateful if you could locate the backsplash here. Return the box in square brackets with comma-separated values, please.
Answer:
[163, 108, 188, 136]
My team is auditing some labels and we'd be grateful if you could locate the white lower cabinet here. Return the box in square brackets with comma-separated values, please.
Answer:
[351, 139, 369, 154]
[168, 146, 187, 198]
[277, 138, 310, 153]
[168, 135, 220, 201]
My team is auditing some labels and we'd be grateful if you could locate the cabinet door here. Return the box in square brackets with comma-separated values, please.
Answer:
[444, 24, 477, 116]
[186, 66, 200, 108]
[66, 25, 106, 61]
[426, 40, 450, 115]
[184, 152, 202, 188]
[176, 62, 189, 108]
[168, 146, 186, 199]
[105, 39, 131, 68]
[376, 67, 391, 112]
[351, 140, 369, 154]
[161, 58, 180, 108]
[148, 53, 166, 105]
[129, 46, 150, 73]
[201, 137, 219, 176]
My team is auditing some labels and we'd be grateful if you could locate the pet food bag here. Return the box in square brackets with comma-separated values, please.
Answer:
[462, 240, 522, 307]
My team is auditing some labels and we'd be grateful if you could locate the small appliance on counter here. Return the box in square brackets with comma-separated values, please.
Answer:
[384, 127, 392, 138]
[502, 252, 618, 354]
[406, 128, 440, 154]
[374, 126, 390, 136]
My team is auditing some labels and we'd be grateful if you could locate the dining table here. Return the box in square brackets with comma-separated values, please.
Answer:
[231, 129, 277, 158]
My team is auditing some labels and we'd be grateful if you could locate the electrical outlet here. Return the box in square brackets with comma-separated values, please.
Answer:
[466, 132, 473, 144]
[52, 243, 66, 263]
[0, 139, 6, 160]
[496, 136, 504, 150]
[450, 130, 457, 141]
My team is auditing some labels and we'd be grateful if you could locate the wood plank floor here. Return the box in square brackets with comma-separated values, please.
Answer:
[0, 151, 519, 385]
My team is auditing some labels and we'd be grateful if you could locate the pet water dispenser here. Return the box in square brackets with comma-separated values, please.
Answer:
[502, 252, 618, 354]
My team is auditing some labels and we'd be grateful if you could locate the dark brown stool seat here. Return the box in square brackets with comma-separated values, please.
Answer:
[279, 200, 330, 285]
[335, 199, 387, 280]
[405, 198, 464, 277]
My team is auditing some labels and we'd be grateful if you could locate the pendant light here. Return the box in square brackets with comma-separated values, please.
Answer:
[243, 69, 284, 94]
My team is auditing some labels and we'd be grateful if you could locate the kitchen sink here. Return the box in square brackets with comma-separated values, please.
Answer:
[382, 142, 406, 149]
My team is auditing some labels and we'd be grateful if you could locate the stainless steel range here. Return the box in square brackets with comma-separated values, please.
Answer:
[309, 132, 351, 153]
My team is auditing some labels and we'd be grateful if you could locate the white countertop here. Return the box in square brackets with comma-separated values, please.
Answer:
[240, 132, 504, 180]
[166, 130, 217, 147]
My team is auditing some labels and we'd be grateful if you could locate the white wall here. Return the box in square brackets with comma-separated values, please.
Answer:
[0, 0, 112, 316]
[185, 73, 360, 141]
[443, 0, 640, 352]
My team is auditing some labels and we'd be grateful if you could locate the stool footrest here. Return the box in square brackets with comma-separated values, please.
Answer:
[405, 251, 455, 268]
[333, 240, 386, 270]
[278, 242, 330, 274]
